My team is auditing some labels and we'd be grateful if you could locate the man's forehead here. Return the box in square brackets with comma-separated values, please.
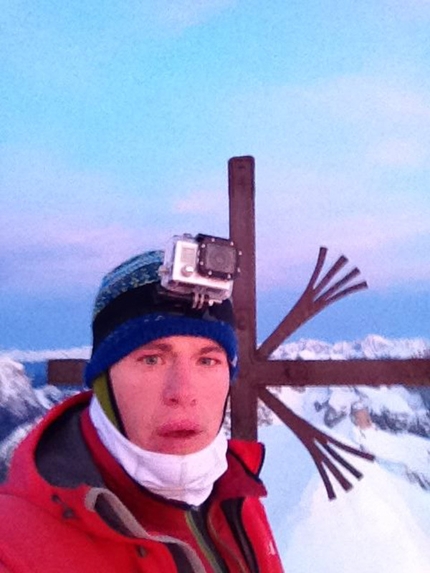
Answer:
[136, 336, 225, 353]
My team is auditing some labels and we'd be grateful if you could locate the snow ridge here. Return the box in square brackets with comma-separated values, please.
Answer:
[271, 333, 430, 360]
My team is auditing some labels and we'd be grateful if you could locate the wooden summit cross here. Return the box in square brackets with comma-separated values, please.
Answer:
[48, 155, 430, 498]
[228, 156, 430, 498]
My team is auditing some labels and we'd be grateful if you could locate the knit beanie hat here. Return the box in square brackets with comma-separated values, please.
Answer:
[85, 250, 238, 387]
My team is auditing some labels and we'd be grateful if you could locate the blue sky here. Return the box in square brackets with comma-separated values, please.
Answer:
[1, 0, 429, 350]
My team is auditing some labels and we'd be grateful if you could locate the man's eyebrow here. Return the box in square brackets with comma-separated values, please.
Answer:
[136, 342, 173, 352]
[198, 344, 225, 354]
[132, 342, 225, 355]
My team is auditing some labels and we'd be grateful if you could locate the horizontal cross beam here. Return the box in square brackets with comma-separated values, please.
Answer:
[247, 358, 430, 387]
[45, 358, 430, 387]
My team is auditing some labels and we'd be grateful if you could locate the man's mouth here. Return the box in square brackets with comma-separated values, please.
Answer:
[162, 429, 198, 439]
[158, 421, 202, 439]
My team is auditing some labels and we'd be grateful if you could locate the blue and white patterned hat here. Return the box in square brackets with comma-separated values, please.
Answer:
[85, 250, 238, 386]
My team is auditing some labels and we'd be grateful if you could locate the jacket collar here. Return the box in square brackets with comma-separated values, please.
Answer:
[4, 392, 266, 538]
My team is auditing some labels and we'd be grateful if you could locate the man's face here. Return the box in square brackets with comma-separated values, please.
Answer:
[109, 335, 230, 455]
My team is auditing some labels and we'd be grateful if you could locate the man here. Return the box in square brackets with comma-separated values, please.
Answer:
[0, 246, 284, 572]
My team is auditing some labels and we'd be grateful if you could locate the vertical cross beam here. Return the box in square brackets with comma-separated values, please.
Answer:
[228, 156, 258, 440]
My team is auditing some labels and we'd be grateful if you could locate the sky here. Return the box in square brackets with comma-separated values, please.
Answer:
[1, 0, 430, 351]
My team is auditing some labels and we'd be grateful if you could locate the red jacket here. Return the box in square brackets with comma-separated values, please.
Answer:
[0, 393, 284, 572]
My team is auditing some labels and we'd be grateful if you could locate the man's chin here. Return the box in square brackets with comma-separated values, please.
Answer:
[152, 433, 210, 455]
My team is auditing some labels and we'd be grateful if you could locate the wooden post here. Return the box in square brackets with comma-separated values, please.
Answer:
[228, 156, 258, 440]
[47, 359, 86, 386]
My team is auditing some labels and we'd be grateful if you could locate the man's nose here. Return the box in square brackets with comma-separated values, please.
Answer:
[163, 359, 197, 406]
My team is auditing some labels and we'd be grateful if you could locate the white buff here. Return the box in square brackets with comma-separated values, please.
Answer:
[89, 396, 228, 506]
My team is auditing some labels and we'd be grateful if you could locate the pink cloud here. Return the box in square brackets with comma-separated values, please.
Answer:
[253, 166, 430, 292]
[303, 75, 430, 124]
[368, 138, 428, 167]
[173, 189, 227, 215]
[154, 0, 235, 30]
[0, 213, 167, 294]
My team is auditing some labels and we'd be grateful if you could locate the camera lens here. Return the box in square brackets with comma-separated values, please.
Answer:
[204, 243, 237, 274]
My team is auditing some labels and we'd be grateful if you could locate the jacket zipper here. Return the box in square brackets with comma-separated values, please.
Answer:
[224, 500, 259, 573]
[206, 507, 250, 573]
[186, 508, 228, 573]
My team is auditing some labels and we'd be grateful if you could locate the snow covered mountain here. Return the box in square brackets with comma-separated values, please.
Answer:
[0, 357, 75, 480]
[0, 358, 65, 437]
[266, 334, 430, 439]
[271, 333, 430, 360]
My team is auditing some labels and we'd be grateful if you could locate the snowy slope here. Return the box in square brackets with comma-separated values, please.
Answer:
[261, 424, 430, 573]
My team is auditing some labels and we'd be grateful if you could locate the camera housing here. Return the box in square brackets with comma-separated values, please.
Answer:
[158, 233, 240, 307]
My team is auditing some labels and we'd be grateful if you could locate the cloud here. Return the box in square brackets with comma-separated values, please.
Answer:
[245, 151, 430, 293]
[0, 144, 179, 228]
[1, 146, 123, 212]
[380, 0, 430, 20]
[241, 73, 430, 132]
[173, 190, 227, 214]
[153, 0, 236, 31]
[0, 145, 233, 297]
[0, 216, 146, 294]
[0, 147, 171, 295]
[255, 195, 430, 292]
[300, 75, 430, 127]
[367, 138, 428, 167]
[220, 74, 430, 192]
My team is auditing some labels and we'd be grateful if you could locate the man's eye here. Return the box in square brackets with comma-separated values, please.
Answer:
[199, 357, 218, 366]
[138, 355, 160, 365]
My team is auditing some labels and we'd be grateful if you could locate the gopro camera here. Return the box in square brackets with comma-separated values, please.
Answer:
[158, 233, 241, 307]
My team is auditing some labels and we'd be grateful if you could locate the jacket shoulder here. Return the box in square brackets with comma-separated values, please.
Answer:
[0, 492, 126, 573]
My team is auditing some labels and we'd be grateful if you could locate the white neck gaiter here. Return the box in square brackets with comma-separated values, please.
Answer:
[89, 396, 228, 506]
